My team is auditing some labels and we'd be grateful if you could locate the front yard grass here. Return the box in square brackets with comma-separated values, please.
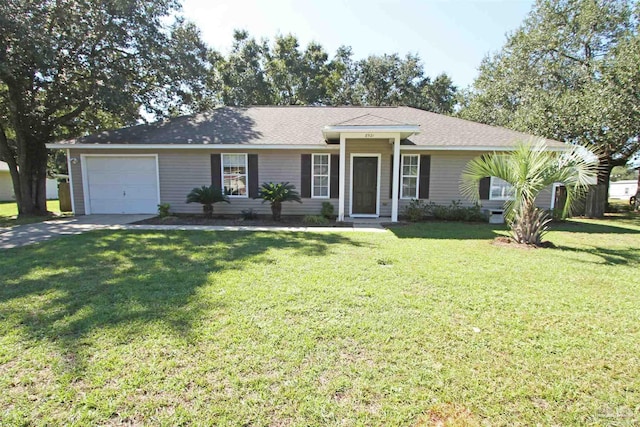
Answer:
[0, 200, 65, 228]
[1, 216, 639, 425]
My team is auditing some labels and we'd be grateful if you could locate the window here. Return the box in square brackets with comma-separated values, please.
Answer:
[312, 154, 330, 198]
[490, 177, 514, 200]
[222, 154, 248, 197]
[401, 155, 419, 199]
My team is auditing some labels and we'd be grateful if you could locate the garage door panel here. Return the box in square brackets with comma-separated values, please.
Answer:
[84, 156, 158, 214]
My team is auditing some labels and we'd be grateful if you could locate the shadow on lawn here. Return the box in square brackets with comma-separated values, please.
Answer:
[387, 221, 503, 240]
[551, 219, 640, 235]
[554, 245, 640, 266]
[0, 230, 363, 374]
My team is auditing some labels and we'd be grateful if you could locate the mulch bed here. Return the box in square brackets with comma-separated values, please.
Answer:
[491, 236, 556, 249]
[133, 215, 352, 227]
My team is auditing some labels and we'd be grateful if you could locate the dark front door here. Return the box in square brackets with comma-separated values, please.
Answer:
[352, 156, 378, 214]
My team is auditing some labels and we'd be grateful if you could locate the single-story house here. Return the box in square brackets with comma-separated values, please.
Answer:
[0, 162, 59, 201]
[609, 180, 638, 201]
[46, 106, 565, 221]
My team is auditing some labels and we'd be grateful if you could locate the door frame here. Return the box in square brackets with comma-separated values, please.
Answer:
[349, 153, 381, 217]
[80, 154, 160, 215]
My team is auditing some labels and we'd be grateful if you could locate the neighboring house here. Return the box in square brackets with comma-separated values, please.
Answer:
[46, 106, 565, 221]
[609, 180, 638, 201]
[0, 162, 59, 201]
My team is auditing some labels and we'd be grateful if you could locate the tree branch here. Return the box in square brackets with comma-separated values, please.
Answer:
[49, 100, 89, 128]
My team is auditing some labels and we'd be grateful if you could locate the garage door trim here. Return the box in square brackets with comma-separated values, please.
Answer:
[80, 154, 160, 215]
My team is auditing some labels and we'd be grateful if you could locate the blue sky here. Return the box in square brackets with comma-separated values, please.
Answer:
[182, 0, 535, 88]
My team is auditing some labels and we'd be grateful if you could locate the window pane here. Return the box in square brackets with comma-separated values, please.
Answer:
[223, 154, 245, 167]
[314, 164, 329, 175]
[490, 178, 514, 199]
[314, 176, 328, 187]
[402, 177, 417, 198]
[313, 186, 328, 197]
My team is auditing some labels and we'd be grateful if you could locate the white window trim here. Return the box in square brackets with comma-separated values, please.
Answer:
[311, 153, 330, 199]
[489, 176, 515, 201]
[400, 154, 420, 199]
[221, 153, 249, 198]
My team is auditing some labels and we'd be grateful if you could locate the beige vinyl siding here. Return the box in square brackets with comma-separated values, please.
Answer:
[69, 149, 339, 216]
[68, 147, 554, 217]
[396, 150, 554, 213]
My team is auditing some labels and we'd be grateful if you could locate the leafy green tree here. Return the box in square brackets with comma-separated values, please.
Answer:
[257, 182, 302, 221]
[459, 0, 639, 215]
[610, 165, 639, 181]
[265, 34, 330, 105]
[186, 185, 229, 218]
[0, 0, 216, 216]
[217, 30, 273, 106]
[460, 140, 598, 246]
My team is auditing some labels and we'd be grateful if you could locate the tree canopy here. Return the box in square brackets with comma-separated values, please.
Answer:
[459, 0, 640, 209]
[1, 2, 458, 217]
[0, 0, 216, 215]
[216, 31, 458, 110]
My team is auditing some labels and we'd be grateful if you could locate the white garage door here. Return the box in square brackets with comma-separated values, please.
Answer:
[84, 156, 159, 214]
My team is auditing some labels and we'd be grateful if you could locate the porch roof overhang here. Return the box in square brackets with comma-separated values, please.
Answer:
[322, 124, 421, 141]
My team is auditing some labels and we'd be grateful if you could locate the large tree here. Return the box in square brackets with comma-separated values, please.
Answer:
[0, 0, 216, 216]
[217, 30, 272, 106]
[459, 0, 640, 216]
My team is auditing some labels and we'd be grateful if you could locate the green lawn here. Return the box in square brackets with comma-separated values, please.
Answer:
[1, 217, 639, 425]
[0, 200, 64, 227]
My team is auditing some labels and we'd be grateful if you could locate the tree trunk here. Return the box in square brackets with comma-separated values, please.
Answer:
[584, 184, 607, 218]
[16, 140, 49, 217]
[271, 201, 282, 221]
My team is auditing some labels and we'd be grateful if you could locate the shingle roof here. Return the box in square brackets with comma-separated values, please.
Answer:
[53, 106, 565, 148]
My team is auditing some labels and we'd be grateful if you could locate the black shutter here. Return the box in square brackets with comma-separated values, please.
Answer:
[248, 154, 259, 198]
[330, 154, 339, 198]
[301, 154, 311, 198]
[211, 154, 222, 188]
[418, 155, 431, 199]
[479, 177, 491, 200]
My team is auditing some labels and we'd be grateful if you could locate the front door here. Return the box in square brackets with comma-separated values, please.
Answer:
[352, 156, 378, 215]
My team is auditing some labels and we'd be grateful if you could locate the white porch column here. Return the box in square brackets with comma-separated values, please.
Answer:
[391, 135, 401, 222]
[338, 134, 346, 221]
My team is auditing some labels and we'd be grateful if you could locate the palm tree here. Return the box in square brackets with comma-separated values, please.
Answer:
[186, 185, 229, 218]
[257, 182, 302, 221]
[460, 139, 598, 246]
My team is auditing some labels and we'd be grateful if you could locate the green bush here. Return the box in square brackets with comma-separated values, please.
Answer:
[429, 200, 487, 222]
[157, 203, 171, 218]
[321, 202, 335, 219]
[186, 185, 229, 218]
[241, 208, 258, 220]
[402, 199, 429, 222]
[303, 215, 329, 225]
[402, 200, 488, 222]
[257, 182, 302, 221]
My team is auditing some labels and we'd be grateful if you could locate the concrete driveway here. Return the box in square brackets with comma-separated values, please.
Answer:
[0, 214, 154, 249]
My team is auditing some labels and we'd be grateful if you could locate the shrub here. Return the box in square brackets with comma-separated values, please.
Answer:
[157, 203, 171, 218]
[321, 202, 335, 219]
[257, 182, 302, 221]
[303, 215, 329, 225]
[402, 199, 429, 222]
[186, 185, 229, 218]
[240, 208, 258, 220]
[428, 201, 488, 222]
